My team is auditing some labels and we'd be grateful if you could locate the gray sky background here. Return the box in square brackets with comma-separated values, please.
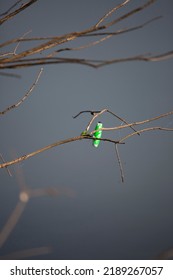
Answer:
[0, 0, 173, 259]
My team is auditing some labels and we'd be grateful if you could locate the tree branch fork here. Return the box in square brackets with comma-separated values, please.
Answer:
[0, 109, 173, 171]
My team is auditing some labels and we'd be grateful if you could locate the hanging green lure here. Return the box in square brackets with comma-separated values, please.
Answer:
[93, 122, 103, 147]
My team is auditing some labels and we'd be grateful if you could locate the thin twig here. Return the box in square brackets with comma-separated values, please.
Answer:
[0, 67, 43, 115]
[0, 0, 39, 25]
[54, 16, 161, 55]
[0, 176, 72, 255]
[115, 144, 124, 183]
[0, 110, 172, 170]
[95, 0, 131, 28]
[0, 30, 32, 71]
[0, 0, 158, 67]
[1, 51, 173, 70]
[0, 71, 20, 78]
[0, 136, 121, 169]
[106, 109, 140, 135]
[0, 163, 74, 250]
[0, 16, 161, 48]
[0, 0, 23, 16]
[49, 35, 112, 57]
[86, 109, 108, 131]
[0, 153, 12, 176]
[74, 109, 139, 134]
[90, 111, 173, 134]
[119, 126, 173, 142]
[13, 30, 32, 55]
[73, 110, 100, 118]
[85, 136, 123, 145]
[0, 201, 27, 248]
[101, 0, 157, 30]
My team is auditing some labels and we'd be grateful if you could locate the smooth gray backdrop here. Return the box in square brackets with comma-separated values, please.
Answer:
[0, 0, 173, 259]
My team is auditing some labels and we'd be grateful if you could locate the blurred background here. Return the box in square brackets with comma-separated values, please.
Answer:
[0, 0, 173, 259]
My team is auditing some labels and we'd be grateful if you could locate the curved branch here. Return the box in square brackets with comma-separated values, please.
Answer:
[95, 0, 131, 28]
[1, 51, 173, 70]
[0, 153, 12, 176]
[0, 0, 23, 17]
[0, 0, 159, 69]
[0, 16, 161, 49]
[0, 68, 43, 115]
[90, 110, 173, 134]
[0, 0, 39, 25]
[115, 144, 125, 183]
[119, 126, 173, 142]
[0, 135, 121, 169]
[0, 110, 172, 169]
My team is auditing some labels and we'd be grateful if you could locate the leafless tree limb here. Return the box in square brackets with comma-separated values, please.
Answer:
[13, 30, 32, 56]
[0, 110, 172, 171]
[0, 16, 161, 48]
[0, 0, 39, 25]
[0, 0, 23, 17]
[0, 153, 12, 176]
[2, 0, 172, 72]
[94, 0, 131, 28]
[75, 109, 139, 134]
[0, 164, 75, 250]
[52, 16, 162, 55]
[115, 144, 125, 183]
[0, 71, 20, 78]
[0, 67, 43, 115]
[1, 0, 172, 260]
[0, 135, 122, 169]
[1, 51, 173, 70]
[0, 200, 27, 248]
[89, 110, 173, 134]
[119, 126, 173, 142]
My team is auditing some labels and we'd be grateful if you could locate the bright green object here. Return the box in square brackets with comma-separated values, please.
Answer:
[93, 122, 103, 147]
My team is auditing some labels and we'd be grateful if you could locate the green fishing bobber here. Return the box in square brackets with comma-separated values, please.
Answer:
[93, 122, 103, 147]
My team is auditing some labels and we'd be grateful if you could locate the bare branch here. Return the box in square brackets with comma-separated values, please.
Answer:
[0, 0, 23, 17]
[106, 109, 140, 135]
[0, 0, 163, 70]
[54, 16, 161, 55]
[0, 16, 161, 49]
[0, 201, 27, 248]
[1, 51, 173, 70]
[13, 30, 32, 56]
[0, 135, 122, 169]
[85, 109, 108, 131]
[0, 162, 74, 250]
[73, 110, 100, 118]
[49, 34, 113, 57]
[119, 126, 173, 142]
[85, 136, 124, 145]
[0, 153, 12, 176]
[95, 0, 131, 28]
[0, 136, 81, 169]
[0, 0, 39, 25]
[0, 72, 20, 78]
[0, 109, 172, 170]
[90, 110, 173, 134]
[0, 67, 43, 115]
[115, 144, 125, 183]
[100, 0, 157, 30]
[75, 109, 139, 134]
